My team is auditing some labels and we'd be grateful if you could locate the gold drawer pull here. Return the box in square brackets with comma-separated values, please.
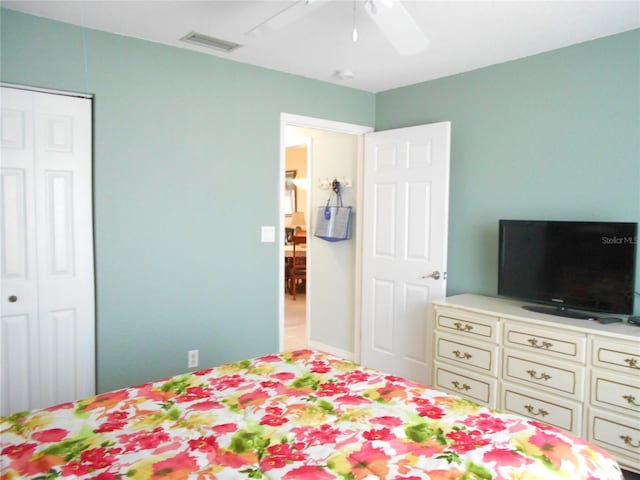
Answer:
[624, 358, 639, 369]
[526, 369, 551, 381]
[451, 380, 471, 391]
[623, 394, 640, 407]
[527, 338, 552, 349]
[453, 321, 473, 332]
[524, 404, 549, 417]
[452, 350, 472, 360]
[620, 435, 640, 448]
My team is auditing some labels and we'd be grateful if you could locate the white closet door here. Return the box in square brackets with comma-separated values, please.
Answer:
[1, 88, 40, 413]
[1, 86, 95, 415]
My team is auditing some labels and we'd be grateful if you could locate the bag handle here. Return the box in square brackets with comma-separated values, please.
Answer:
[324, 180, 343, 219]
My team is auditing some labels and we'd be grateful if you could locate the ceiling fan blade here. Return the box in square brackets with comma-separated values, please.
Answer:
[364, 0, 429, 55]
[246, 0, 329, 37]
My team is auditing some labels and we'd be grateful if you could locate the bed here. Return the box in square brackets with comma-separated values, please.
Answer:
[1, 349, 623, 479]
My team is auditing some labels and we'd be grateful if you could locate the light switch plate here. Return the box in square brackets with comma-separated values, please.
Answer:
[261, 226, 276, 243]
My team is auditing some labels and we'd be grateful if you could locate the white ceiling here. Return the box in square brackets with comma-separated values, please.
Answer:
[4, 0, 639, 93]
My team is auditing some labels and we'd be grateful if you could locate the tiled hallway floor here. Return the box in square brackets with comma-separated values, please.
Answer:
[284, 293, 306, 351]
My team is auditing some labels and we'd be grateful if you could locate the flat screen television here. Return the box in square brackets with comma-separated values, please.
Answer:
[498, 220, 637, 319]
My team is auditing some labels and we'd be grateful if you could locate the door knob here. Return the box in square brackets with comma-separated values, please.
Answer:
[422, 271, 440, 280]
[8, 295, 18, 303]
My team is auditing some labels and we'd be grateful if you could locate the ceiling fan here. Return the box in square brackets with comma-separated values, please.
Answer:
[245, 0, 429, 56]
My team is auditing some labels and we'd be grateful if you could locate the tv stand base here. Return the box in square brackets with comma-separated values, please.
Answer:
[522, 304, 597, 320]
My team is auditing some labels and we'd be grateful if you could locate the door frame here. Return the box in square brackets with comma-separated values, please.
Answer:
[1, 81, 93, 99]
[278, 113, 373, 354]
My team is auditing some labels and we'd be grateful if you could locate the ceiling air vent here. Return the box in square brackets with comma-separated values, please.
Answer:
[180, 31, 242, 53]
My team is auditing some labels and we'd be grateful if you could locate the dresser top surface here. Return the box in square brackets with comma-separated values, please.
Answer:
[433, 294, 640, 340]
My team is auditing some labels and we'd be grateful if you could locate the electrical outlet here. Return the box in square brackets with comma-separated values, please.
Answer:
[188, 349, 199, 368]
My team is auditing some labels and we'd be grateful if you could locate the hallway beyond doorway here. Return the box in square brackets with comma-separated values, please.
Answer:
[284, 293, 306, 351]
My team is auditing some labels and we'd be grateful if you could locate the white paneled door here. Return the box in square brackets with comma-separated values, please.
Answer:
[361, 122, 450, 385]
[1, 86, 95, 416]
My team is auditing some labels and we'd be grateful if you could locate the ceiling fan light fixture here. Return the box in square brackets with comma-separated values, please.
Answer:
[247, 0, 427, 57]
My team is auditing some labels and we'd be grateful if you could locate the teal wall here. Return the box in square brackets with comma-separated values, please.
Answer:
[377, 29, 640, 313]
[2, 7, 639, 395]
[0, 9, 375, 392]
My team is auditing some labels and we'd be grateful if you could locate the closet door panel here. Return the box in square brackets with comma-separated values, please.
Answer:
[1, 89, 41, 415]
[35, 91, 95, 407]
[1, 314, 38, 415]
[0, 87, 94, 415]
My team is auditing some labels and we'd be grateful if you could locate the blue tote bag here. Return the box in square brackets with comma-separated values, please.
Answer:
[314, 183, 352, 242]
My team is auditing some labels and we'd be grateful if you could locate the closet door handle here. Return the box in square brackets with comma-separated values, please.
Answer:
[8, 295, 18, 303]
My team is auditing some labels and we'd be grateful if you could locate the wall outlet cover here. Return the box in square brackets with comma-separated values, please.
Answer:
[188, 349, 199, 368]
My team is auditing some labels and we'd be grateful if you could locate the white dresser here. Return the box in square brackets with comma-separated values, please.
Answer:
[432, 294, 640, 473]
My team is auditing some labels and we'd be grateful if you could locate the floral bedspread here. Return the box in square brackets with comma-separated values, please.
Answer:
[1, 349, 622, 479]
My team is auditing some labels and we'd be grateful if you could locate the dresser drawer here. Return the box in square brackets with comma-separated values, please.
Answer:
[591, 370, 640, 417]
[503, 349, 583, 399]
[588, 408, 640, 470]
[435, 307, 500, 343]
[433, 362, 497, 406]
[591, 337, 640, 374]
[501, 383, 582, 434]
[435, 333, 499, 375]
[504, 322, 586, 363]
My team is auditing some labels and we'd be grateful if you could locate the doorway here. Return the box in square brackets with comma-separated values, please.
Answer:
[283, 139, 311, 351]
[279, 114, 373, 357]
[278, 116, 451, 381]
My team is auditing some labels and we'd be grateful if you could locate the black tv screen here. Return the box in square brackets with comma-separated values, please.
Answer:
[498, 220, 637, 316]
